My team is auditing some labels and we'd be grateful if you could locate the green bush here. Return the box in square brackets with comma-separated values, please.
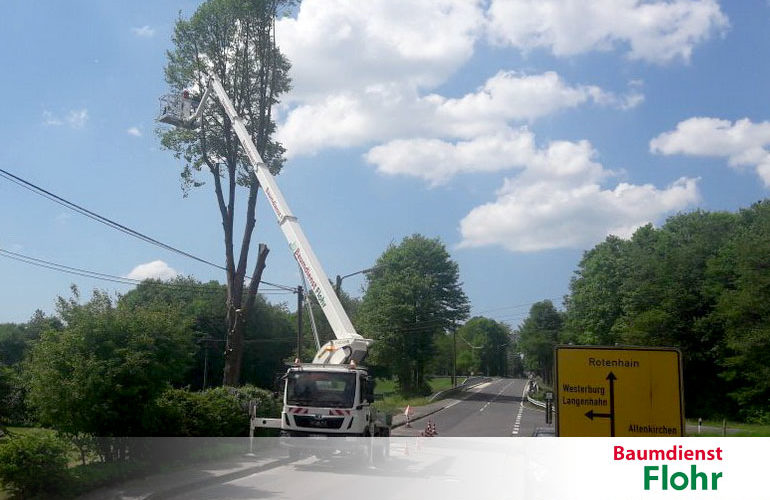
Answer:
[0, 432, 70, 498]
[146, 385, 279, 437]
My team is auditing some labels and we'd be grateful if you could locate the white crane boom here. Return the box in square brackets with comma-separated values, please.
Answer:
[160, 74, 372, 364]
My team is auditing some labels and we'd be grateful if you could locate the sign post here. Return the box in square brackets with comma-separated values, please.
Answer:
[554, 346, 684, 437]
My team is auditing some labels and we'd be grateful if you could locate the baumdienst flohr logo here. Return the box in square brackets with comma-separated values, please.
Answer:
[614, 444, 724, 491]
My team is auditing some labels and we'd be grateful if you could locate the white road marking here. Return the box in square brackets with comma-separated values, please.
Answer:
[512, 382, 528, 435]
[479, 379, 515, 412]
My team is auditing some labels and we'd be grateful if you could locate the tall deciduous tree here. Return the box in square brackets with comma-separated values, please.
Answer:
[518, 300, 563, 385]
[358, 235, 469, 394]
[160, 0, 292, 386]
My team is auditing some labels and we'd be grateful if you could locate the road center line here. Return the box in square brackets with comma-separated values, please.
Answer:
[479, 379, 515, 412]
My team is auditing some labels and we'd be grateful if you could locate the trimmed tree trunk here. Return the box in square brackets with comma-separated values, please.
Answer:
[223, 243, 270, 386]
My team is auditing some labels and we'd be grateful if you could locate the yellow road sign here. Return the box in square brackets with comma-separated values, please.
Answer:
[554, 346, 684, 437]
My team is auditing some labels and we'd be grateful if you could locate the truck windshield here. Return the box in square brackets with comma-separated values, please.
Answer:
[286, 371, 356, 408]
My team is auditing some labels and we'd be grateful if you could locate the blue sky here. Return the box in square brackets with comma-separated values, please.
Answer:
[1, 1, 769, 328]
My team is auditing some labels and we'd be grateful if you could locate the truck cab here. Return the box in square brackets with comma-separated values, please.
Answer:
[279, 364, 386, 437]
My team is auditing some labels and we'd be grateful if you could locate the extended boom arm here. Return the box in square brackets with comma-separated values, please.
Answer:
[202, 76, 372, 364]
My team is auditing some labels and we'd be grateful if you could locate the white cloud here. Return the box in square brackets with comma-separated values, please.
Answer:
[366, 127, 609, 186]
[42, 109, 89, 129]
[131, 25, 155, 38]
[127, 127, 142, 137]
[278, 72, 641, 157]
[485, 0, 728, 63]
[271, 0, 709, 253]
[366, 128, 698, 250]
[125, 260, 179, 281]
[276, 0, 485, 99]
[650, 117, 770, 186]
[458, 176, 699, 252]
[459, 178, 699, 252]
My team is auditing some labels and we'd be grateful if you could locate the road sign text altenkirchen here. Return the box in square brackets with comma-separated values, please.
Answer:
[554, 346, 684, 437]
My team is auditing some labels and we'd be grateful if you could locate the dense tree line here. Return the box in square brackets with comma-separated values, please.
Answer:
[0, 279, 295, 434]
[518, 201, 770, 422]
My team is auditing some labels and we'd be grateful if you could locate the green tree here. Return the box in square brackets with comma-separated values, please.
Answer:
[518, 300, 563, 384]
[120, 278, 294, 390]
[709, 201, 770, 421]
[24, 289, 195, 458]
[563, 235, 629, 345]
[358, 235, 469, 394]
[160, 0, 292, 386]
[456, 317, 512, 377]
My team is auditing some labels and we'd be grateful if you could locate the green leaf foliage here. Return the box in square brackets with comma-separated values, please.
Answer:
[517, 300, 563, 384]
[563, 202, 770, 419]
[120, 277, 295, 389]
[23, 290, 196, 439]
[455, 317, 512, 377]
[146, 385, 279, 437]
[160, 0, 293, 191]
[358, 235, 469, 394]
[0, 432, 70, 498]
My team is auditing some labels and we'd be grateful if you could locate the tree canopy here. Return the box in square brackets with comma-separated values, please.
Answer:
[160, 0, 293, 386]
[24, 289, 196, 440]
[517, 300, 563, 385]
[358, 235, 469, 394]
[560, 202, 770, 420]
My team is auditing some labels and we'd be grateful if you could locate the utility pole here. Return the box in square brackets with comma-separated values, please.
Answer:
[296, 285, 303, 361]
[452, 328, 457, 388]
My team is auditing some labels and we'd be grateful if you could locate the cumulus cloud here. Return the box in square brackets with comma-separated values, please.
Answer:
[127, 127, 142, 137]
[459, 177, 699, 252]
[366, 127, 607, 186]
[271, 0, 710, 253]
[278, 72, 641, 157]
[651, 117, 770, 186]
[131, 25, 155, 38]
[366, 128, 699, 250]
[125, 260, 179, 281]
[485, 0, 728, 63]
[276, 0, 485, 99]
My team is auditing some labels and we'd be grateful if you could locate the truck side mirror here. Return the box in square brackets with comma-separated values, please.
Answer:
[273, 373, 285, 398]
[365, 376, 375, 403]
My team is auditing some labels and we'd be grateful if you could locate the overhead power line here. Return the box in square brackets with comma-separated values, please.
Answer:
[0, 248, 294, 296]
[0, 167, 226, 271]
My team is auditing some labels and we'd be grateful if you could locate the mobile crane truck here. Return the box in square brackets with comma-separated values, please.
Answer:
[159, 74, 391, 455]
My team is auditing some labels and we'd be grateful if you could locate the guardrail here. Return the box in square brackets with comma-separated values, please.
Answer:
[428, 376, 492, 402]
[527, 393, 547, 408]
[527, 392, 556, 415]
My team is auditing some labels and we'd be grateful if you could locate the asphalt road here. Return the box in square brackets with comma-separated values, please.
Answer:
[394, 377, 552, 437]
[148, 379, 555, 499]
[178, 439, 548, 500]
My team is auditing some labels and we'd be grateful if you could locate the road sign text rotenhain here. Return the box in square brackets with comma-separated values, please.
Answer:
[554, 346, 684, 437]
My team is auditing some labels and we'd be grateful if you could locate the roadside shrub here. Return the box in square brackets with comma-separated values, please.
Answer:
[146, 385, 279, 437]
[0, 432, 70, 498]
